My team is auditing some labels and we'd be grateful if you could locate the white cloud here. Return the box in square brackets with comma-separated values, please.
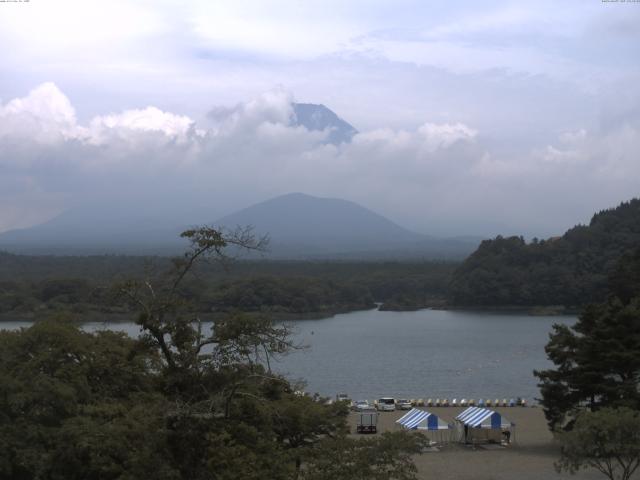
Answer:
[0, 82, 79, 143]
[418, 123, 477, 151]
[208, 89, 295, 135]
[0, 82, 201, 149]
[559, 129, 587, 144]
[88, 107, 198, 145]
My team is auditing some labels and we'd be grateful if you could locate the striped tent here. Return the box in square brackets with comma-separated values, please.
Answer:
[396, 408, 450, 430]
[455, 406, 510, 429]
[455, 406, 515, 444]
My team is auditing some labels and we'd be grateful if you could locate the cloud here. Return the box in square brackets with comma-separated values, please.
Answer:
[1, 82, 640, 238]
[0, 1, 637, 240]
[417, 123, 477, 151]
[88, 107, 199, 145]
[207, 89, 295, 134]
[0, 82, 79, 143]
[0, 83, 484, 231]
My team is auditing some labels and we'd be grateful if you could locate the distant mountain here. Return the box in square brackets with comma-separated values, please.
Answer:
[291, 103, 357, 144]
[216, 192, 421, 249]
[0, 208, 191, 255]
[449, 198, 640, 307]
[0, 193, 480, 259]
[215, 193, 480, 259]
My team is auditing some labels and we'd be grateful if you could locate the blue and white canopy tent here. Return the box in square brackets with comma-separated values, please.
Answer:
[396, 408, 452, 443]
[454, 406, 516, 444]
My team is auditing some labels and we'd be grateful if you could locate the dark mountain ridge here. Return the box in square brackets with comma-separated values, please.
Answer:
[449, 198, 640, 307]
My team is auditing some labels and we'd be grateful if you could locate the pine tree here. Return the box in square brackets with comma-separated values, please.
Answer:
[535, 248, 640, 431]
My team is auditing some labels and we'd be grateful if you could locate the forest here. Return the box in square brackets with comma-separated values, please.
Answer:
[449, 199, 640, 308]
[0, 253, 455, 319]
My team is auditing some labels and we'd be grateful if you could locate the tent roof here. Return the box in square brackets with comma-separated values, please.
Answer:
[396, 408, 450, 430]
[455, 406, 512, 428]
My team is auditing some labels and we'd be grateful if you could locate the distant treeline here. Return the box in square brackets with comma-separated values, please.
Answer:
[0, 254, 456, 318]
[450, 199, 640, 307]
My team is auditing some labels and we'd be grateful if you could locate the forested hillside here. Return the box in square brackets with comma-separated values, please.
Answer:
[0, 254, 454, 318]
[449, 199, 640, 307]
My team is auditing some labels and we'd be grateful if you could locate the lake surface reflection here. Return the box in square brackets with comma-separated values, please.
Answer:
[273, 308, 575, 402]
[2, 308, 576, 403]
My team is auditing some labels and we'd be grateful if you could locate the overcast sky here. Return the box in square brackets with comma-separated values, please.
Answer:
[1, 0, 639, 237]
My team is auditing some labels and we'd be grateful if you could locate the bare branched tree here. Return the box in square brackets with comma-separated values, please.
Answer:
[118, 225, 285, 374]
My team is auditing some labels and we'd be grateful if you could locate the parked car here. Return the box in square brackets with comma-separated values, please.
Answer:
[396, 399, 412, 410]
[376, 397, 396, 411]
[352, 400, 375, 412]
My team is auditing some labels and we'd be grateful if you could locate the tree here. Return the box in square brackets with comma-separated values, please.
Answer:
[0, 316, 171, 480]
[115, 225, 351, 477]
[0, 226, 431, 479]
[450, 199, 640, 308]
[608, 248, 640, 305]
[535, 249, 640, 431]
[556, 407, 640, 480]
[118, 226, 271, 375]
[301, 431, 429, 480]
[270, 394, 349, 476]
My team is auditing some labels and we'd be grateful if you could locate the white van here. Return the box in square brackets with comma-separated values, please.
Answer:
[376, 397, 396, 411]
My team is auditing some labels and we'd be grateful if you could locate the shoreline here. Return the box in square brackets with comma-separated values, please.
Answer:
[0, 303, 579, 324]
[0, 306, 376, 324]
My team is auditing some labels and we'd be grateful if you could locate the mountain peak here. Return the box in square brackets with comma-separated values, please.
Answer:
[216, 193, 420, 251]
[291, 103, 357, 145]
[214, 193, 479, 259]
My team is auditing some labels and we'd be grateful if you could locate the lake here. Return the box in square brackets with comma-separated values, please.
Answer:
[1, 308, 576, 403]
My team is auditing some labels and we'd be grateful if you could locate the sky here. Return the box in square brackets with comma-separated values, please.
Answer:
[1, 0, 640, 237]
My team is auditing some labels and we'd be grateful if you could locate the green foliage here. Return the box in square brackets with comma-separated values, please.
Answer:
[0, 320, 170, 480]
[0, 310, 350, 479]
[0, 226, 429, 479]
[556, 407, 640, 480]
[0, 253, 455, 317]
[450, 199, 640, 307]
[535, 248, 640, 431]
[208, 276, 375, 315]
[608, 248, 640, 305]
[302, 431, 428, 480]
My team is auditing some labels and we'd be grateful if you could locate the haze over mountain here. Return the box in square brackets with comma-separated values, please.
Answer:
[0, 208, 187, 255]
[0, 193, 480, 259]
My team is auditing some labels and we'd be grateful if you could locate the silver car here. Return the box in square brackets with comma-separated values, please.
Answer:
[352, 400, 374, 412]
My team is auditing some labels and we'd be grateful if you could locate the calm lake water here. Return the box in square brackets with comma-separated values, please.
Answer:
[1, 308, 576, 403]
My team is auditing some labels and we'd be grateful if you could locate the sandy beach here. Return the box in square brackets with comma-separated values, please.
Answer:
[348, 406, 636, 480]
